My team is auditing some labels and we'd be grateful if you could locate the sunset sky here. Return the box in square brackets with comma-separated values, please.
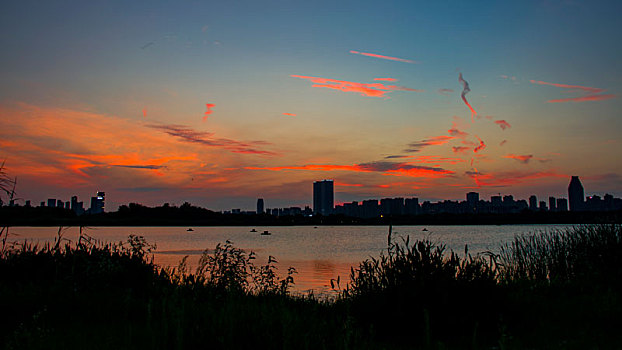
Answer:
[1, 0, 621, 211]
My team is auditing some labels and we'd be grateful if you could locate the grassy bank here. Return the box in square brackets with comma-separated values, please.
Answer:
[1, 225, 621, 349]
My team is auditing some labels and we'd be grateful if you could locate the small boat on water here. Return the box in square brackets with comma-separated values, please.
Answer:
[250, 229, 257, 232]
[422, 228, 428, 232]
[187, 228, 194, 232]
[261, 230, 271, 235]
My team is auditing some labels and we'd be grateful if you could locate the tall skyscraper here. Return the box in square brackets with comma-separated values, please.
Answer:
[313, 180, 334, 216]
[90, 191, 105, 214]
[256, 198, 264, 214]
[568, 176, 584, 211]
[466, 192, 479, 212]
[548, 197, 557, 212]
[528, 195, 537, 211]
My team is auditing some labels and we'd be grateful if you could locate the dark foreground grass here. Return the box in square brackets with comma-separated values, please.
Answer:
[1, 224, 621, 349]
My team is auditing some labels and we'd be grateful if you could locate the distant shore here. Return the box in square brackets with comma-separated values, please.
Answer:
[1, 205, 620, 226]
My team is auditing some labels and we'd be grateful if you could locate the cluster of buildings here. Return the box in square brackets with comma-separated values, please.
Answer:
[4, 176, 620, 218]
[5, 192, 106, 215]
[250, 177, 621, 218]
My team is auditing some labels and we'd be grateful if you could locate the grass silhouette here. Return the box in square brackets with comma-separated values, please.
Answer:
[1, 224, 620, 349]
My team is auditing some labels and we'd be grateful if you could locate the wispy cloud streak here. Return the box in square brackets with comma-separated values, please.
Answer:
[458, 73, 476, 122]
[203, 103, 215, 121]
[246, 161, 453, 178]
[147, 124, 278, 156]
[504, 154, 533, 164]
[530, 79, 616, 103]
[403, 136, 455, 153]
[494, 120, 511, 130]
[349, 50, 417, 64]
[291, 75, 423, 98]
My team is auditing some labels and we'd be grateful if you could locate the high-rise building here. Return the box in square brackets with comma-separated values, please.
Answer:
[405, 198, 419, 215]
[466, 192, 479, 212]
[556, 198, 568, 211]
[313, 180, 334, 216]
[257, 198, 264, 214]
[528, 195, 537, 211]
[568, 176, 584, 211]
[90, 191, 105, 214]
[47, 198, 56, 208]
[548, 197, 557, 212]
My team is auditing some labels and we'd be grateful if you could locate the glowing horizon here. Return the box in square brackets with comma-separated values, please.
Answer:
[0, 0, 620, 211]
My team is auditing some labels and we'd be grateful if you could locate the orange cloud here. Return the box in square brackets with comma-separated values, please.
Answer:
[291, 75, 423, 98]
[374, 78, 398, 82]
[494, 120, 511, 130]
[529, 80, 604, 93]
[349, 50, 417, 64]
[530, 79, 616, 103]
[473, 136, 486, 153]
[404, 136, 455, 152]
[335, 182, 364, 187]
[282, 112, 297, 116]
[504, 154, 533, 164]
[147, 124, 278, 156]
[448, 122, 468, 138]
[142, 108, 147, 118]
[246, 161, 453, 178]
[547, 94, 616, 103]
[466, 169, 565, 188]
[452, 146, 470, 154]
[203, 103, 215, 121]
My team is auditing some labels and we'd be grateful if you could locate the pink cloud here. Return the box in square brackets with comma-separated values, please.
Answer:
[547, 94, 616, 103]
[504, 154, 533, 164]
[448, 121, 468, 138]
[452, 146, 471, 154]
[291, 75, 423, 98]
[246, 161, 454, 178]
[404, 135, 455, 152]
[142, 108, 147, 118]
[349, 50, 418, 64]
[529, 80, 604, 94]
[147, 124, 278, 156]
[473, 136, 486, 153]
[530, 79, 616, 103]
[203, 103, 215, 121]
[282, 113, 297, 116]
[494, 120, 511, 130]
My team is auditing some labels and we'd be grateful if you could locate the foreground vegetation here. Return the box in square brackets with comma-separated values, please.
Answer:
[1, 225, 621, 349]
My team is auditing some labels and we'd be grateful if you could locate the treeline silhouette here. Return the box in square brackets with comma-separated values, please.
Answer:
[1, 202, 621, 226]
[1, 225, 620, 349]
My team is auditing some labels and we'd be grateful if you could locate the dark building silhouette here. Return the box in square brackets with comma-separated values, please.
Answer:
[71, 196, 85, 215]
[90, 191, 105, 214]
[568, 176, 584, 211]
[466, 192, 479, 213]
[313, 180, 334, 216]
[256, 198, 264, 214]
[529, 195, 537, 211]
[556, 198, 568, 211]
[47, 198, 56, 208]
[405, 197, 420, 215]
[549, 196, 557, 212]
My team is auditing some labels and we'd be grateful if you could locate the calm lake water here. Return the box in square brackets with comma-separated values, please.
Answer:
[7, 225, 575, 295]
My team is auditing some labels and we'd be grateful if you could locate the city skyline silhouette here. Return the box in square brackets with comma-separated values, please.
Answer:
[0, 1, 620, 212]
